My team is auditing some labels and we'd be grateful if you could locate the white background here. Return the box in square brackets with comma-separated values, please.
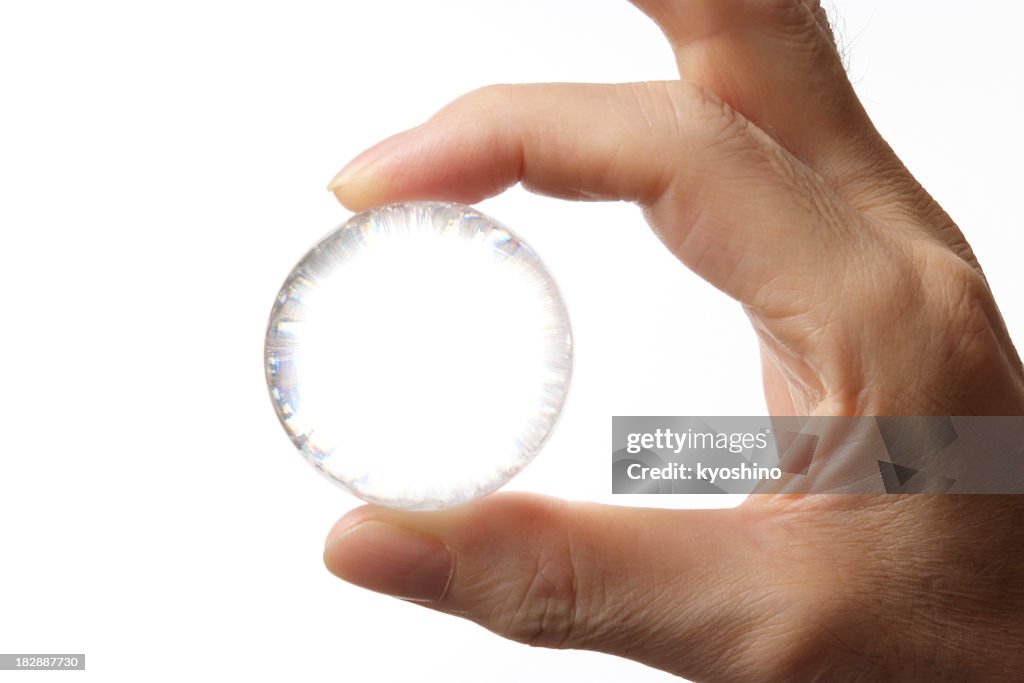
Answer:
[1, 1, 1022, 681]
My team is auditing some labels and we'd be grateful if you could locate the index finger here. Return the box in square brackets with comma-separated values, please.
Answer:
[327, 81, 857, 311]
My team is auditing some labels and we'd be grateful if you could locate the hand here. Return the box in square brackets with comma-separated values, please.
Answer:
[322, 1, 1024, 680]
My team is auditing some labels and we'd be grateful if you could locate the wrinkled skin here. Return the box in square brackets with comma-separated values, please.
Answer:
[322, 2, 1024, 681]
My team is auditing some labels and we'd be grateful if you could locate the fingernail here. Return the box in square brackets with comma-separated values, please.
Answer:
[326, 160, 384, 209]
[324, 520, 453, 603]
[327, 154, 378, 193]
[327, 130, 413, 205]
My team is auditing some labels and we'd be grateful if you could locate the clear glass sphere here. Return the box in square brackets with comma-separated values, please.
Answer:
[265, 202, 572, 509]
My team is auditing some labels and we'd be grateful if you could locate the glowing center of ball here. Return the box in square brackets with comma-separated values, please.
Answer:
[265, 202, 572, 509]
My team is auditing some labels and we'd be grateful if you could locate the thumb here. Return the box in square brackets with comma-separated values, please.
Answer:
[324, 493, 800, 681]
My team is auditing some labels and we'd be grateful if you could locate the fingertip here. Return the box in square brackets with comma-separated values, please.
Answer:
[327, 128, 421, 210]
[322, 518, 454, 603]
[324, 505, 378, 547]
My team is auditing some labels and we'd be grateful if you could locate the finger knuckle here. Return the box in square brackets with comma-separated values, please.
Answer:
[658, 80, 767, 176]
[922, 249, 1004, 359]
[497, 548, 581, 648]
[441, 83, 525, 119]
[681, 80, 751, 147]
[939, 259, 991, 328]
[478, 502, 608, 650]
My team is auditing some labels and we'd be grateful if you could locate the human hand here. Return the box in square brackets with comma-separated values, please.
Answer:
[322, 1, 1024, 680]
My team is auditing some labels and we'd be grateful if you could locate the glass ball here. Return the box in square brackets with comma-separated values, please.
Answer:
[265, 202, 573, 509]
